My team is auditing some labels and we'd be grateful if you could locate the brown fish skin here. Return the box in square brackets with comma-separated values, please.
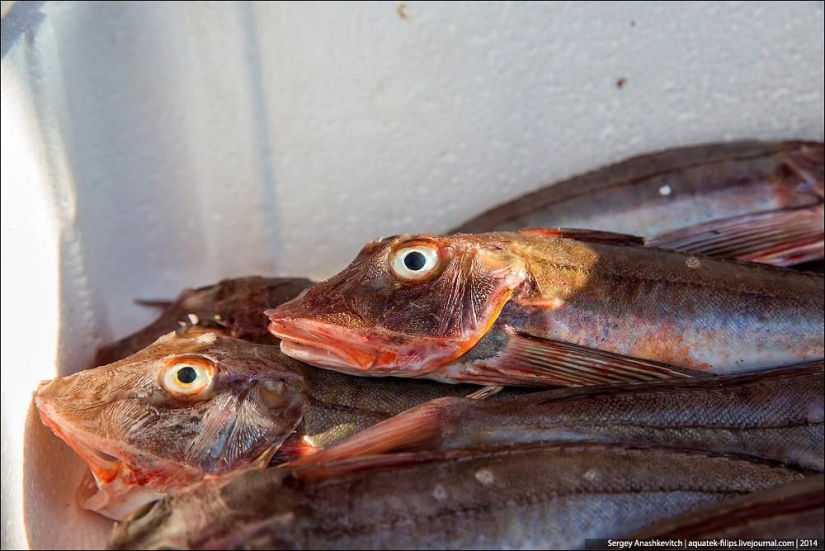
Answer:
[626, 476, 824, 540]
[37, 333, 485, 520]
[267, 230, 824, 387]
[452, 141, 824, 267]
[288, 362, 824, 472]
[94, 277, 314, 367]
[106, 445, 810, 550]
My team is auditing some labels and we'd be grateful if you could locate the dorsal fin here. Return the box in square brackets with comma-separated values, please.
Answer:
[516, 227, 646, 246]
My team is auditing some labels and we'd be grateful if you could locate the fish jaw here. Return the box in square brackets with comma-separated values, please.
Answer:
[35, 380, 124, 483]
[269, 316, 464, 376]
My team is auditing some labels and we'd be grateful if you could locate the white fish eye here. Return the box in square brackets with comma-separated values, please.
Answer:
[390, 245, 440, 280]
[160, 358, 215, 398]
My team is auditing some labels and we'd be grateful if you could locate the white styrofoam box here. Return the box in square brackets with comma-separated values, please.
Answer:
[2, 1, 823, 548]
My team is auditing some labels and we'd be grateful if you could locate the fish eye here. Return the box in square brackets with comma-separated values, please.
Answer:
[159, 357, 216, 398]
[389, 242, 440, 281]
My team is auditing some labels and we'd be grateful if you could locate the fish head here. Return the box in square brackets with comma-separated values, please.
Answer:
[266, 234, 528, 376]
[34, 331, 308, 520]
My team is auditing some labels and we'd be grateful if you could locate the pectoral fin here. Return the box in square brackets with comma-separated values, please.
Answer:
[283, 397, 465, 468]
[646, 205, 824, 267]
[452, 330, 707, 387]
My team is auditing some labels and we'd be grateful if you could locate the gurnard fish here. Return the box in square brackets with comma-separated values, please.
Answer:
[267, 229, 824, 387]
[627, 476, 824, 540]
[35, 332, 481, 520]
[453, 140, 824, 267]
[107, 444, 809, 550]
[94, 276, 314, 366]
[287, 362, 824, 472]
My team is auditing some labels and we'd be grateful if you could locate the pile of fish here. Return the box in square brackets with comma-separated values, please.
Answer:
[34, 140, 825, 550]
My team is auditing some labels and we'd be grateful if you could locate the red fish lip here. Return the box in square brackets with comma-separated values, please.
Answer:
[280, 340, 364, 370]
[266, 314, 462, 375]
[267, 316, 376, 371]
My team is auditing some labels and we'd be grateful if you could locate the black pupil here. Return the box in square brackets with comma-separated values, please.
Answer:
[176, 366, 198, 384]
[403, 251, 427, 271]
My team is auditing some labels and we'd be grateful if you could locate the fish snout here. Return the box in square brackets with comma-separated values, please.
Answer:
[34, 376, 71, 405]
[265, 286, 314, 319]
[35, 378, 54, 395]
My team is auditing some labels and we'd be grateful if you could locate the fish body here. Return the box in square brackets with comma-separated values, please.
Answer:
[36, 333, 482, 519]
[268, 229, 824, 387]
[107, 444, 809, 550]
[291, 362, 824, 472]
[95, 276, 314, 366]
[627, 476, 824, 540]
[453, 140, 824, 267]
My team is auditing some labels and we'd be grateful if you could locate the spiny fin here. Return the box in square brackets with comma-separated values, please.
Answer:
[516, 228, 646, 246]
[646, 204, 824, 267]
[530, 359, 824, 406]
[283, 397, 464, 468]
[455, 330, 707, 387]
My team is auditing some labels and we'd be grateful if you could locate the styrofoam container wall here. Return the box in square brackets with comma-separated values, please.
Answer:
[2, 1, 823, 548]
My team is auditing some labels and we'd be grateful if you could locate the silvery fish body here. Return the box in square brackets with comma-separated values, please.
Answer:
[108, 445, 809, 550]
[292, 362, 824, 472]
[627, 476, 824, 540]
[454, 140, 824, 267]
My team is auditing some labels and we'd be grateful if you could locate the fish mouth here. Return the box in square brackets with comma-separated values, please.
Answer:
[35, 384, 164, 519]
[266, 314, 460, 376]
[268, 316, 386, 372]
[35, 389, 123, 483]
[281, 340, 365, 370]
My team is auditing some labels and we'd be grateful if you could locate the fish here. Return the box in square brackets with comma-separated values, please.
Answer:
[626, 476, 824, 540]
[267, 228, 824, 387]
[106, 444, 809, 550]
[286, 361, 824, 472]
[94, 276, 314, 367]
[35, 332, 486, 520]
[453, 140, 824, 267]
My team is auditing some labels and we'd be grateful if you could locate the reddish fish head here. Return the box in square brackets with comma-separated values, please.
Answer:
[34, 332, 307, 520]
[266, 234, 528, 376]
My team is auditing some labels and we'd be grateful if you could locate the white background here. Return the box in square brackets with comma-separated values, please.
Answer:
[2, 1, 823, 548]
